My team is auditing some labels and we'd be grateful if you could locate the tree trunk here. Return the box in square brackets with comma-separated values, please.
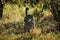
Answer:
[0, 0, 3, 18]
[50, 0, 60, 32]
[50, 0, 60, 22]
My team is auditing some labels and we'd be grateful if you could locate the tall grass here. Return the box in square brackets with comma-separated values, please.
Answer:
[0, 3, 60, 40]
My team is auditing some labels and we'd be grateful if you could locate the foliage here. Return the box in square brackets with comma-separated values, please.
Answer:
[0, 0, 60, 40]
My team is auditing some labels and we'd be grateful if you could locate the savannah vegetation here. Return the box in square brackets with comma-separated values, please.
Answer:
[0, 0, 60, 40]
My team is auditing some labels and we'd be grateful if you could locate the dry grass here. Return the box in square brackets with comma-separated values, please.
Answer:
[0, 3, 60, 40]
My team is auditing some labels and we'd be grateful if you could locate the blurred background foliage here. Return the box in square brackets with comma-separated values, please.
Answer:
[0, 0, 60, 40]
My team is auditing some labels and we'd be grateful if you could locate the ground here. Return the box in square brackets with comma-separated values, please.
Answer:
[0, 3, 60, 40]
